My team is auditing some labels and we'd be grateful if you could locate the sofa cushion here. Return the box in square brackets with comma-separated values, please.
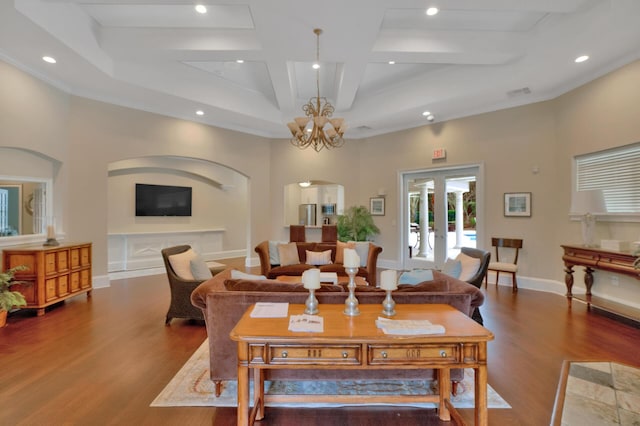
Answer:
[349, 241, 370, 267]
[397, 279, 450, 292]
[306, 250, 332, 266]
[398, 269, 434, 285]
[335, 241, 355, 264]
[268, 240, 286, 265]
[168, 248, 197, 280]
[456, 252, 481, 281]
[231, 270, 267, 280]
[224, 279, 344, 293]
[278, 242, 300, 266]
[190, 255, 213, 280]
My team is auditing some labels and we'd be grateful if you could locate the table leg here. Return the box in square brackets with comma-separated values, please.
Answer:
[237, 363, 249, 426]
[475, 365, 489, 426]
[564, 264, 574, 306]
[438, 368, 451, 421]
[584, 267, 594, 304]
[253, 369, 265, 420]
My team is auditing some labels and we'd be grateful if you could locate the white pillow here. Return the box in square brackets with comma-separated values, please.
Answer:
[268, 240, 286, 265]
[442, 258, 462, 279]
[190, 255, 213, 280]
[168, 248, 197, 280]
[455, 252, 481, 282]
[348, 241, 370, 267]
[231, 270, 267, 280]
[306, 250, 332, 266]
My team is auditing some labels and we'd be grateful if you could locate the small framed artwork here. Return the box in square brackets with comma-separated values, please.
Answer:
[504, 192, 532, 217]
[370, 197, 385, 216]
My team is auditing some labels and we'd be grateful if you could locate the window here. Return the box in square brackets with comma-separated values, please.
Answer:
[575, 142, 640, 214]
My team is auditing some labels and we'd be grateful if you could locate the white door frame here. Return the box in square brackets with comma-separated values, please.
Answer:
[398, 163, 485, 270]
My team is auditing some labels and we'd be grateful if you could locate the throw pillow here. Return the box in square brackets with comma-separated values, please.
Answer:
[398, 269, 434, 285]
[442, 258, 462, 279]
[306, 250, 332, 266]
[168, 248, 197, 280]
[268, 240, 286, 265]
[278, 242, 300, 266]
[456, 252, 481, 282]
[231, 270, 267, 280]
[190, 255, 213, 280]
[348, 241, 370, 267]
[335, 241, 355, 264]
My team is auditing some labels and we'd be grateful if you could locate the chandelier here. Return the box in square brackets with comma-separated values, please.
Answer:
[287, 28, 347, 152]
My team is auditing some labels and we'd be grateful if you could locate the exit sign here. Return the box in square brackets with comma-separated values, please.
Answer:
[433, 148, 447, 159]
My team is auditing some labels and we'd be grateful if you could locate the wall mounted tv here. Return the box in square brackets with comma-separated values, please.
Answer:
[135, 183, 192, 217]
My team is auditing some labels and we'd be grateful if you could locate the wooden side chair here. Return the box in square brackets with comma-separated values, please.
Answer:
[289, 225, 306, 242]
[321, 225, 338, 242]
[486, 238, 523, 292]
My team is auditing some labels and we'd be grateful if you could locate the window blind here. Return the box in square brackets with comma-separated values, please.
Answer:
[575, 143, 640, 213]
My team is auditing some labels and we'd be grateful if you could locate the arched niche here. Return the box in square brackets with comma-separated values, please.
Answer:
[284, 181, 344, 226]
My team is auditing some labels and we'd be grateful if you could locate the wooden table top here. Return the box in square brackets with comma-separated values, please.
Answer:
[230, 304, 493, 343]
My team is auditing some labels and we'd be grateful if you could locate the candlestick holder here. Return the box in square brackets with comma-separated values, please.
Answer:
[304, 288, 319, 315]
[343, 266, 360, 316]
[381, 289, 396, 316]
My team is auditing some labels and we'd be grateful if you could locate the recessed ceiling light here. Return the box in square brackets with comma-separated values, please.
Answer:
[426, 7, 439, 16]
[422, 111, 431, 116]
[42, 56, 56, 64]
[388, 61, 396, 65]
[195, 5, 207, 14]
[236, 59, 244, 64]
[575, 55, 589, 63]
[196, 110, 204, 116]
[427, 114, 435, 122]
[312, 63, 320, 70]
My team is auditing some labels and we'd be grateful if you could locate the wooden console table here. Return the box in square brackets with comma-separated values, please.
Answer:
[230, 303, 494, 426]
[561, 244, 640, 325]
[2, 242, 92, 316]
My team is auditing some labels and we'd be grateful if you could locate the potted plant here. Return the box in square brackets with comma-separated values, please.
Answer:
[337, 205, 380, 242]
[0, 265, 29, 327]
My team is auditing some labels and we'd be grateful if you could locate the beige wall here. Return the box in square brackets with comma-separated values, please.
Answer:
[1, 56, 639, 307]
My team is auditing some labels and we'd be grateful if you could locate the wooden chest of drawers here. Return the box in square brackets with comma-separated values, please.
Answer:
[2, 242, 92, 316]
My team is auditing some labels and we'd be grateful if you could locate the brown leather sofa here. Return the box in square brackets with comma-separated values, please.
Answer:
[191, 268, 484, 397]
[255, 240, 383, 287]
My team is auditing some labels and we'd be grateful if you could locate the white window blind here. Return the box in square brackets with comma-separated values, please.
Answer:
[575, 143, 640, 213]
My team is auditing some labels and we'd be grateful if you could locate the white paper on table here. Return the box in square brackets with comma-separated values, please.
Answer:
[288, 314, 324, 332]
[250, 302, 289, 318]
[375, 317, 445, 335]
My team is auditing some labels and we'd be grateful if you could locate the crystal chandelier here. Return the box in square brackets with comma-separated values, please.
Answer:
[287, 29, 347, 152]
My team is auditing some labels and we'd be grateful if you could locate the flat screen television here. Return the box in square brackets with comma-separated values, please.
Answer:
[135, 183, 192, 216]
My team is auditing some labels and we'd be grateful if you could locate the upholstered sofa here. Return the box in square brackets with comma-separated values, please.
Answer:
[255, 240, 383, 287]
[191, 268, 484, 397]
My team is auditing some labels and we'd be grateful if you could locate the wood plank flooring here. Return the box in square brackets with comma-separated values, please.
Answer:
[1, 258, 639, 425]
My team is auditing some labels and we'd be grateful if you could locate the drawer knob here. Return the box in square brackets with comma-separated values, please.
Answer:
[440, 350, 447, 358]
[282, 351, 288, 358]
[381, 351, 388, 358]
[342, 352, 348, 358]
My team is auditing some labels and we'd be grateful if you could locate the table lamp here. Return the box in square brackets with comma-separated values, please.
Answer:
[570, 189, 606, 247]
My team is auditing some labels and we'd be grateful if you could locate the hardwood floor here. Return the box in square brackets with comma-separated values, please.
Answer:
[1, 258, 639, 426]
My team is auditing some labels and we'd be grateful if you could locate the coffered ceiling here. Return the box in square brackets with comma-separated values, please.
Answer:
[1, 0, 639, 139]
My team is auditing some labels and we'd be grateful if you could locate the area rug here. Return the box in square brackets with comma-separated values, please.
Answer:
[151, 340, 510, 409]
[556, 361, 640, 425]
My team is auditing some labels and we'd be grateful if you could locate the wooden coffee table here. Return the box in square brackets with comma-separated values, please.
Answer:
[230, 303, 494, 425]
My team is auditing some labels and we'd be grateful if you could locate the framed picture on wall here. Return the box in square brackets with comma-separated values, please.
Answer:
[504, 192, 531, 217]
[370, 197, 385, 216]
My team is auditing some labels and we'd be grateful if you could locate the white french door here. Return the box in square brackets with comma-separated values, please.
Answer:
[401, 165, 481, 270]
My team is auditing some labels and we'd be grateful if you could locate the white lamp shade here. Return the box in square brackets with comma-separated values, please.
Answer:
[294, 117, 310, 129]
[571, 189, 606, 214]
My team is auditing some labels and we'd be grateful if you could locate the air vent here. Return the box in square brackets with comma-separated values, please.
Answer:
[507, 87, 531, 98]
[356, 125, 372, 131]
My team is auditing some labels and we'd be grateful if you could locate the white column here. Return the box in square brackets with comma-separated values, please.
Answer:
[419, 185, 429, 257]
[454, 191, 464, 248]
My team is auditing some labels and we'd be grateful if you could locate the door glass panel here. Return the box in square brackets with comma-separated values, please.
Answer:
[403, 167, 479, 271]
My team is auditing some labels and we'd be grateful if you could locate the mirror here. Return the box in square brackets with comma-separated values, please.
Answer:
[284, 181, 344, 226]
[0, 179, 47, 237]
